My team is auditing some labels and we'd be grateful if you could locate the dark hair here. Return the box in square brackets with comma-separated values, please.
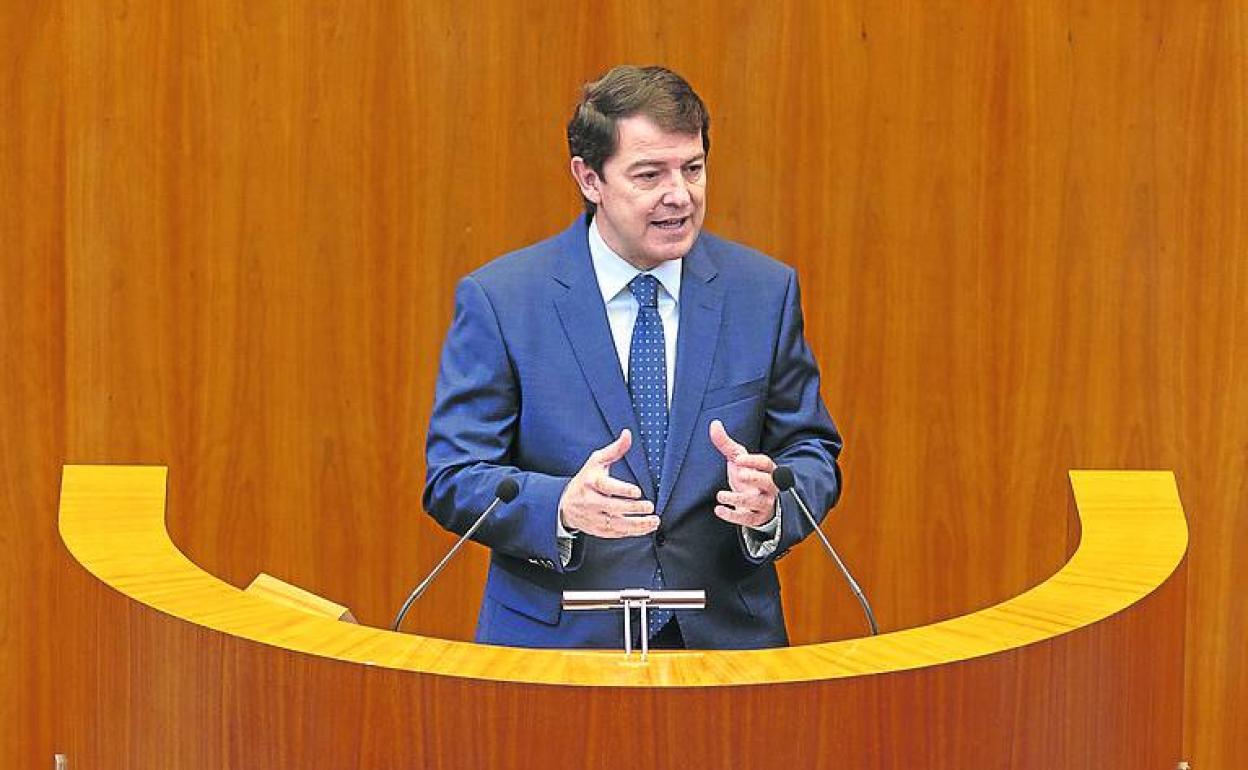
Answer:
[567, 65, 710, 215]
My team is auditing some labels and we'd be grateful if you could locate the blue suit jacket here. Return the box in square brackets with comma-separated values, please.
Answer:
[423, 217, 842, 649]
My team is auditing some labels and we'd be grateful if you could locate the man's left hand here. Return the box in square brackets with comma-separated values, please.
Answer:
[709, 419, 779, 528]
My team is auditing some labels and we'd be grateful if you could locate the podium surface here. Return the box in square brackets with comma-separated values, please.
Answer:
[58, 466, 1188, 767]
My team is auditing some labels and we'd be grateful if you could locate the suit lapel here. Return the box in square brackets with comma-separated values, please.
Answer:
[551, 221, 655, 499]
[658, 239, 723, 514]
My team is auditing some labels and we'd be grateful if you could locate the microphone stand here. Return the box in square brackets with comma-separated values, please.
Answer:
[774, 466, 879, 636]
[391, 478, 519, 631]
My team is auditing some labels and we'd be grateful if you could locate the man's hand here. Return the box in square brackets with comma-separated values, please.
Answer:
[710, 419, 779, 528]
[559, 430, 659, 538]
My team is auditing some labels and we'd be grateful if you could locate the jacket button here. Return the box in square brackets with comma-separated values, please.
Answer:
[655, 529, 666, 546]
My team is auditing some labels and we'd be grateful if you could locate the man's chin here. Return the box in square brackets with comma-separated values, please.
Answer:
[644, 232, 699, 263]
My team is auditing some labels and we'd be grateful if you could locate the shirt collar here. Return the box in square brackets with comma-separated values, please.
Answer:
[588, 217, 682, 304]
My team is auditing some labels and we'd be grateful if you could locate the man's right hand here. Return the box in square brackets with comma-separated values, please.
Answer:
[559, 429, 659, 538]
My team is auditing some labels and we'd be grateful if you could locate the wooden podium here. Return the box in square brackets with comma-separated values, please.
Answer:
[57, 466, 1187, 768]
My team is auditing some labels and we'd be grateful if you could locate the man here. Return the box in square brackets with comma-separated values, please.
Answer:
[423, 65, 842, 650]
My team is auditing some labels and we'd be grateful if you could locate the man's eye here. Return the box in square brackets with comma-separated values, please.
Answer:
[636, 171, 659, 181]
[684, 164, 704, 179]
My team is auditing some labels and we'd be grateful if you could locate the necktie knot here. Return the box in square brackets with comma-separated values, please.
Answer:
[629, 274, 660, 309]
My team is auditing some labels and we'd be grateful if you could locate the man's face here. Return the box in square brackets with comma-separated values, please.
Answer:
[572, 115, 707, 270]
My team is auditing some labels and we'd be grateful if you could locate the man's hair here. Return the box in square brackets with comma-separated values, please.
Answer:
[567, 65, 710, 215]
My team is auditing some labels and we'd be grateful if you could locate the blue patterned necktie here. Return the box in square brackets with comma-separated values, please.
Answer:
[627, 274, 672, 639]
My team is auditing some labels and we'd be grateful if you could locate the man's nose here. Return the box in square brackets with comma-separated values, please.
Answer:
[660, 171, 692, 208]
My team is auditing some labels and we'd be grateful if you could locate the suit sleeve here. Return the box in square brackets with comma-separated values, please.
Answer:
[742, 268, 843, 563]
[422, 276, 584, 572]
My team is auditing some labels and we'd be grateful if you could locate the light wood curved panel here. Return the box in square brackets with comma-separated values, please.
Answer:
[55, 465, 1187, 767]
[59, 464, 1186, 687]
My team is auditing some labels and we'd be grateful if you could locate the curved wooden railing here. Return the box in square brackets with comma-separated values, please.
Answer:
[56, 465, 1189, 768]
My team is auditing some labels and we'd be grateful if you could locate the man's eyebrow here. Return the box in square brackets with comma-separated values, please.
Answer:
[624, 153, 706, 173]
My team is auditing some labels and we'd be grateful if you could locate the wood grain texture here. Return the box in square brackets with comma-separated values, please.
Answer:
[0, 2, 65, 767]
[58, 465, 1189, 684]
[1, 0, 1243, 766]
[56, 465, 1188, 766]
[244, 573, 357, 622]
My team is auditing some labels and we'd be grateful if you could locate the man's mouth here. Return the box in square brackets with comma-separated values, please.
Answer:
[651, 216, 689, 230]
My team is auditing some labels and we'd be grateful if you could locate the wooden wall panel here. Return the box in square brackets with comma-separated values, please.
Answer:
[0, 1, 64, 766]
[2, 0, 1244, 766]
[1158, 3, 1248, 766]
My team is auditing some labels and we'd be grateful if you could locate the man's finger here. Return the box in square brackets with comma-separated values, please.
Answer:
[714, 504, 756, 525]
[732, 452, 777, 473]
[709, 419, 745, 460]
[590, 473, 643, 499]
[732, 466, 779, 491]
[597, 512, 660, 538]
[717, 489, 768, 510]
[592, 429, 632, 465]
[596, 496, 655, 516]
[617, 513, 660, 535]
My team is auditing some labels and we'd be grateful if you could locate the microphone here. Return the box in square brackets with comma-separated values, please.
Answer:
[772, 466, 879, 636]
[391, 477, 520, 631]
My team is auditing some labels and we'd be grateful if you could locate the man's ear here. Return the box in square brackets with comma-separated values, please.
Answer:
[570, 157, 602, 204]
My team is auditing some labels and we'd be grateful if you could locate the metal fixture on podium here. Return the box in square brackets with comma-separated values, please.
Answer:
[562, 589, 706, 660]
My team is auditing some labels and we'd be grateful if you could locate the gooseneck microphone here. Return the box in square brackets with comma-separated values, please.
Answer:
[391, 477, 520, 631]
[772, 466, 879, 636]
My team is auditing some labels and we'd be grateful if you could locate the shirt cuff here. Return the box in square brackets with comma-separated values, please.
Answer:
[556, 515, 578, 567]
[741, 498, 782, 559]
